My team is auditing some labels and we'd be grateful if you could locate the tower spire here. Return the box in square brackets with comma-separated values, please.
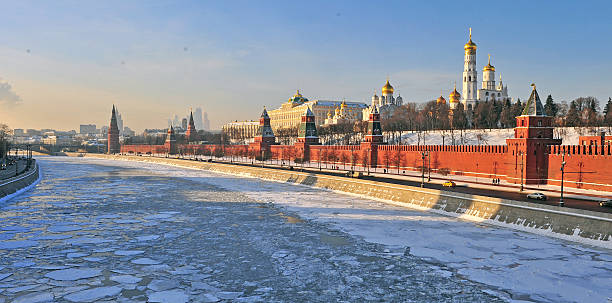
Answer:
[469, 27, 472, 40]
[488, 54, 491, 65]
[107, 105, 120, 154]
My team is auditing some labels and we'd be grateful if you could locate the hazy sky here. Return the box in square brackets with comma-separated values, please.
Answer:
[0, 1, 611, 131]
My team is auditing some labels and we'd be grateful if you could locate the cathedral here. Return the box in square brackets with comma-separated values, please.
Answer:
[459, 28, 510, 110]
[362, 79, 403, 120]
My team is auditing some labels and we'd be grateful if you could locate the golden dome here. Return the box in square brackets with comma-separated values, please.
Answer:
[335, 106, 340, 114]
[483, 54, 495, 71]
[382, 79, 394, 95]
[449, 84, 461, 103]
[327, 110, 332, 118]
[437, 95, 447, 104]
[464, 28, 477, 53]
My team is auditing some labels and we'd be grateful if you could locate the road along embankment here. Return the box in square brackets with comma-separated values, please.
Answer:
[0, 160, 40, 201]
[82, 154, 612, 249]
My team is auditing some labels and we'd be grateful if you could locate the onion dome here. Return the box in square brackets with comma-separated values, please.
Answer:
[483, 54, 495, 71]
[382, 79, 394, 95]
[335, 106, 340, 115]
[293, 89, 303, 98]
[437, 95, 447, 104]
[464, 28, 477, 54]
[327, 110, 332, 118]
[449, 83, 461, 103]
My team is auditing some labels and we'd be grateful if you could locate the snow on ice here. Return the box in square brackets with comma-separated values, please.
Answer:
[0, 156, 609, 303]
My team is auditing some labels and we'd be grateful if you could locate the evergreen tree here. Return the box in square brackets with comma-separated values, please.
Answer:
[603, 97, 612, 127]
[565, 100, 581, 127]
[543, 94, 559, 117]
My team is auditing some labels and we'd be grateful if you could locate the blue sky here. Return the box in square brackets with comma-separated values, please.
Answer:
[0, 0, 611, 131]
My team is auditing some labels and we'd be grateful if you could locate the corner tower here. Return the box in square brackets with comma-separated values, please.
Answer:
[107, 105, 120, 154]
[462, 28, 478, 109]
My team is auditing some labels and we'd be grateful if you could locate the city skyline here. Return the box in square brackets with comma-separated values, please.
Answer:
[0, 1, 611, 131]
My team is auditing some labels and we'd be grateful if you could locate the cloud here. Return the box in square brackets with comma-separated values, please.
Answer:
[0, 79, 22, 106]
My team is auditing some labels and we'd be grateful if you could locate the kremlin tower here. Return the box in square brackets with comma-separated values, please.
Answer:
[185, 110, 199, 142]
[107, 105, 120, 154]
[164, 126, 178, 154]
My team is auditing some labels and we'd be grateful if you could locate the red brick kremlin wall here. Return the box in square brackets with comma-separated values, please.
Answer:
[547, 145, 612, 191]
[121, 141, 612, 191]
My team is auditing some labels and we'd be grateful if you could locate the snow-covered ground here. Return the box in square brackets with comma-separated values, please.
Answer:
[1, 157, 610, 302]
[393, 126, 612, 146]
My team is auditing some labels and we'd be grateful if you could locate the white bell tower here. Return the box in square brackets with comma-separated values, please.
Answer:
[462, 28, 478, 110]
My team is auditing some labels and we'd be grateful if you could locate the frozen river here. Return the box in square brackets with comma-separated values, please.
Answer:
[0, 157, 610, 303]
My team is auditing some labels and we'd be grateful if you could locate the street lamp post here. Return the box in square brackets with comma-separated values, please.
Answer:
[428, 151, 431, 181]
[421, 151, 428, 187]
[559, 152, 566, 207]
[261, 149, 264, 168]
[520, 151, 524, 192]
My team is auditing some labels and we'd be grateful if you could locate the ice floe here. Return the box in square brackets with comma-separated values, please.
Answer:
[44, 268, 101, 281]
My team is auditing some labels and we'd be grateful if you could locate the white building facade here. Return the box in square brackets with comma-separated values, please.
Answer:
[362, 79, 403, 120]
[460, 28, 510, 110]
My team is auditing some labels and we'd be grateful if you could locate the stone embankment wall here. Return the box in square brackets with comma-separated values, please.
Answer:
[0, 161, 40, 199]
[85, 154, 612, 249]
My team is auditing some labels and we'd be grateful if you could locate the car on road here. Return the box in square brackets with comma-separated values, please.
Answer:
[527, 192, 547, 200]
[442, 181, 456, 187]
[599, 199, 612, 208]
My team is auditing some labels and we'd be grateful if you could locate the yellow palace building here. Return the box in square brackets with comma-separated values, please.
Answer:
[267, 90, 367, 130]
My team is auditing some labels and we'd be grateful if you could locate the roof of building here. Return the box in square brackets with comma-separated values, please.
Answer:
[382, 79, 394, 95]
[521, 84, 545, 116]
[309, 100, 368, 108]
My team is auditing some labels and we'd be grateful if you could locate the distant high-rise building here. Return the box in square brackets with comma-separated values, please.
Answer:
[203, 111, 210, 131]
[181, 118, 188, 130]
[194, 107, 204, 130]
[173, 115, 180, 128]
[114, 108, 124, 136]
